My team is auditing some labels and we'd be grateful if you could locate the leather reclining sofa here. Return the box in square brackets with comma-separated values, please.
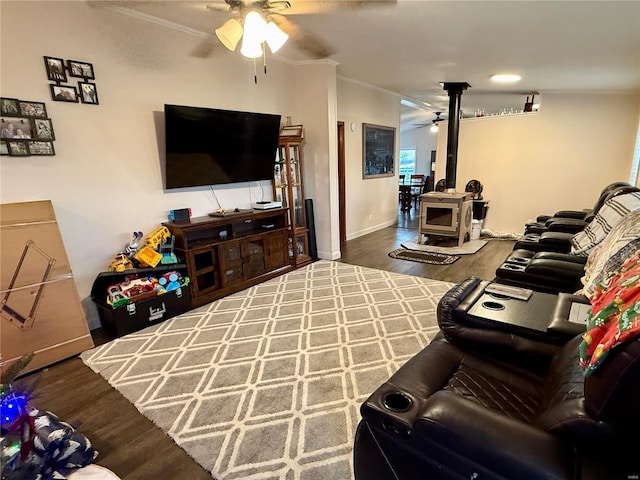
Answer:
[354, 182, 640, 479]
[495, 184, 640, 293]
[353, 277, 640, 480]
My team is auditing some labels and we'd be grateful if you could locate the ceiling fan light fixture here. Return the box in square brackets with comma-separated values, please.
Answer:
[265, 21, 289, 53]
[240, 11, 267, 58]
[430, 123, 439, 133]
[490, 73, 522, 83]
[215, 18, 243, 51]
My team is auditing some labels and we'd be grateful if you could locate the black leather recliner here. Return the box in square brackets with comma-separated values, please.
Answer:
[353, 278, 639, 480]
[524, 182, 632, 235]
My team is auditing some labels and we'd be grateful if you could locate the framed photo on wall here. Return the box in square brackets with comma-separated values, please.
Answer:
[28, 141, 55, 156]
[1, 98, 20, 116]
[78, 82, 99, 105]
[1, 117, 34, 139]
[44, 56, 67, 82]
[50, 84, 78, 103]
[33, 118, 55, 140]
[6, 140, 29, 156]
[68, 60, 95, 79]
[362, 123, 396, 179]
[19, 101, 47, 118]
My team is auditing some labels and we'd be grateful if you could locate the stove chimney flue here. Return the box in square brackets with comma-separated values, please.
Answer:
[442, 82, 470, 191]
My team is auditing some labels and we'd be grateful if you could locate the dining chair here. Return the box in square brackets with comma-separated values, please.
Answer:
[410, 174, 425, 208]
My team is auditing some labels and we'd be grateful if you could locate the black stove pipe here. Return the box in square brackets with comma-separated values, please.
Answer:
[442, 82, 470, 191]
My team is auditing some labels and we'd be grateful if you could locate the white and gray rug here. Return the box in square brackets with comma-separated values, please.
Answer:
[81, 260, 453, 479]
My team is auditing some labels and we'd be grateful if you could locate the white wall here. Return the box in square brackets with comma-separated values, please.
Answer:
[336, 77, 401, 240]
[0, 1, 326, 328]
[435, 93, 640, 233]
[400, 127, 437, 176]
[295, 62, 341, 259]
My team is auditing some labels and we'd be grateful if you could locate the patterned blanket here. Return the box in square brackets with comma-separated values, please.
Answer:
[579, 249, 640, 375]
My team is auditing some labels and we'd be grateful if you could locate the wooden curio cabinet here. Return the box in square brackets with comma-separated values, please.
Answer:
[273, 127, 312, 268]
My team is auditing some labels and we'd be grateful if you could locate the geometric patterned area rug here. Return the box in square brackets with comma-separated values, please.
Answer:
[81, 260, 453, 480]
[388, 248, 459, 265]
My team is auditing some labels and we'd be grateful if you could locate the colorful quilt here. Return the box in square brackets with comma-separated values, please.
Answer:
[579, 249, 640, 376]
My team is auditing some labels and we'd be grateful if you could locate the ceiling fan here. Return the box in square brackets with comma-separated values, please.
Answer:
[196, 0, 397, 59]
[414, 112, 445, 131]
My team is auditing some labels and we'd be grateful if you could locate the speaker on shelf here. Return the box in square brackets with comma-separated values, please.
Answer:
[305, 198, 318, 260]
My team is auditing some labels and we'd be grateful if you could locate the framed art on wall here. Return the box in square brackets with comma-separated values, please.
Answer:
[362, 123, 396, 179]
[33, 118, 55, 141]
[79, 82, 99, 105]
[1, 98, 20, 116]
[1, 117, 33, 139]
[44, 56, 67, 82]
[50, 84, 78, 103]
[28, 141, 55, 156]
[19, 101, 47, 118]
[68, 60, 95, 79]
[6, 141, 29, 156]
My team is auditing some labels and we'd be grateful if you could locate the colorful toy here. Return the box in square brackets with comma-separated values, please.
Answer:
[118, 276, 156, 303]
[145, 226, 171, 250]
[134, 245, 163, 268]
[158, 271, 182, 291]
[159, 235, 178, 265]
[108, 254, 134, 272]
[123, 231, 144, 257]
[107, 285, 129, 308]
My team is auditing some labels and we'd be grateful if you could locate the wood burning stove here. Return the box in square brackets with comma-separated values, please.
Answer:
[418, 192, 473, 247]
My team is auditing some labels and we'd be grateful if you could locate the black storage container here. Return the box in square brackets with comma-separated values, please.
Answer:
[91, 264, 191, 337]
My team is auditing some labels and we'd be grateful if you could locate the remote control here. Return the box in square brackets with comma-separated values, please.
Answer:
[485, 283, 533, 301]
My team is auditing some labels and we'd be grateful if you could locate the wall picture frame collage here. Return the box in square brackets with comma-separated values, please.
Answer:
[1, 98, 56, 156]
[44, 56, 99, 105]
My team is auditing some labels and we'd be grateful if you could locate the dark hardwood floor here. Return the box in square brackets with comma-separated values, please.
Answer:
[339, 206, 515, 284]
[14, 206, 513, 479]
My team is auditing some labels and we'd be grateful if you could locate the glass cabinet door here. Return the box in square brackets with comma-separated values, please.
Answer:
[273, 135, 311, 268]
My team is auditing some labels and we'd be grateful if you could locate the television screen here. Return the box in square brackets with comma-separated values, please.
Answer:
[164, 104, 281, 189]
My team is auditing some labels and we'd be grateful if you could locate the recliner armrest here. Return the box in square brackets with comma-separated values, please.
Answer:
[416, 391, 576, 480]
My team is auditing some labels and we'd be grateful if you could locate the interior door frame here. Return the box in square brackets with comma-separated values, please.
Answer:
[337, 121, 346, 245]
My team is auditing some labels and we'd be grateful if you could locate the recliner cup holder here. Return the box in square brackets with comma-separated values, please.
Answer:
[501, 263, 526, 272]
[506, 257, 529, 265]
[488, 292, 510, 300]
[383, 391, 412, 413]
[481, 301, 505, 311]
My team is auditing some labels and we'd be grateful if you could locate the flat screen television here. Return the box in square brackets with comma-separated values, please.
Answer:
[164, 104, 281, 189]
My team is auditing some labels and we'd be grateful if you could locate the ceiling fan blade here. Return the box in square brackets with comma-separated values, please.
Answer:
[189, 36, 219, 58]
[269, 14, 336, 58]
[284, 0, 397, 15]
[205, 1, 233, 13]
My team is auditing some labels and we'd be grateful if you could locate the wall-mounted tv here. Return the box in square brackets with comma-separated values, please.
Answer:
[164, 104, 281, 189]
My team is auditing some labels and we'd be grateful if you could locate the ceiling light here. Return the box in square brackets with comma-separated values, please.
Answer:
[240, 11, 267, 58]
[430, 123, 439, 133]
[491, 73, 522, 83]
[265, 21, 288, 53]
[215, 18, 243, 51]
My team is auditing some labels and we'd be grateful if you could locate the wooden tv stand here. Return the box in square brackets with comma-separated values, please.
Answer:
[164, 208, 293, 308]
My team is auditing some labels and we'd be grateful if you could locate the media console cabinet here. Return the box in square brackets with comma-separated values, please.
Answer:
[164, 208, 293, 308]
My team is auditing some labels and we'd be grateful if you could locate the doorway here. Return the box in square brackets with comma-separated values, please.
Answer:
[337, 121, 346, 245]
